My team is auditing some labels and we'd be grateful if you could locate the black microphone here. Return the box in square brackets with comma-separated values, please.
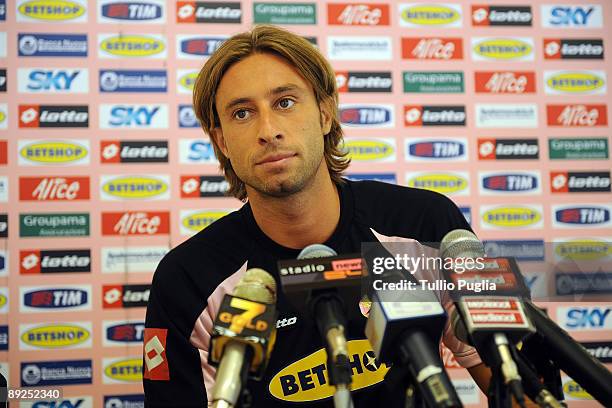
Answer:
[208, 268, 278, 408]
[513, 351, 565, 408]
[279, 244, 363, 408]
[442, 229, 612, 407]
[441, 230, 530, 407]
[365, 275, 463, 408]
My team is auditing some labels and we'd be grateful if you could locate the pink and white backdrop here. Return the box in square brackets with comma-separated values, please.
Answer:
[0, 0, 610, 406]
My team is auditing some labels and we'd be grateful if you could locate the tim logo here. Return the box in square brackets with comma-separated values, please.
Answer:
[482, 174, 539, 193]
[339, 105, 393, 127]
[102, 1, 163, 21]
[23, 288, 88, 309]
[407, 140, 465, 160]
[180, 37, 225, 57]
[106, 322, 145, 343]
[555, 206, 610, 226]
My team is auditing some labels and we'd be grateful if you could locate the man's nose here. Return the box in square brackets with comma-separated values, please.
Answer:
[257, 106, 283, 145]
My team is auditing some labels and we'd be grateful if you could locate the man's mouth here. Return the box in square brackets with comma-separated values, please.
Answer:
[256, 152, 297, 165]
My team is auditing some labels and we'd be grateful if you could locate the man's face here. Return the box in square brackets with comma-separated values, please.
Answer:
[213, 53, 332, 198]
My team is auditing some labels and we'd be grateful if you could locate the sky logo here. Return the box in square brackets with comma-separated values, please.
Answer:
[101, 104, 168, 129]
[111, 106, 158, 126]
[19, 68, 88, 93]
[179, 140, 218, 164]
[543, 5, 602, 28]
[561, 307, 611, 330]
[31, 397, 91, 407]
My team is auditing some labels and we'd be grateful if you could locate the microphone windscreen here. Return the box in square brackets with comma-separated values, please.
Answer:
[297, 244, 338, 259]
[233, 268, 277, 304]
[440, 229, 485, 259]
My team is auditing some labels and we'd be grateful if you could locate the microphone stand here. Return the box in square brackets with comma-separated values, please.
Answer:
[518, 334, 564, 402]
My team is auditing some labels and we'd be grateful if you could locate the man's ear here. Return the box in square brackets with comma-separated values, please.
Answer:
[211, 126, 229, 157]
[319, 97, 333, 135]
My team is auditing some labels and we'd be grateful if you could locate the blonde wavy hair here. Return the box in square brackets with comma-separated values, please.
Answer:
[193, 25, 349, 201]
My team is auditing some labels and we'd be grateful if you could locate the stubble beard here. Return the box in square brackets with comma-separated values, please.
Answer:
[246, 150, 324, 199]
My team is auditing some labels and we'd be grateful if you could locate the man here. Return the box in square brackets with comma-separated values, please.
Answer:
[144, 25, 494, 407]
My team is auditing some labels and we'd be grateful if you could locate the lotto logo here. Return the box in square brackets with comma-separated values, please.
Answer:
[551, 171, 611, 193]
[19, 104, 89, 128]
[143, 328, 169, 380]
[101, 140, 168, 163]
[103, 284, 150, 308]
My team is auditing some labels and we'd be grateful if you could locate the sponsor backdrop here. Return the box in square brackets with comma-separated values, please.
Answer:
[1, 0, 611, 406]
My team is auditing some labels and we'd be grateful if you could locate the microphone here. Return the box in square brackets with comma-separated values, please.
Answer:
[442, 229, 612, 407]
[513, 352, 564, 408]
[441, 230, 530, 407]
[299, 244, 352, 408]
[279, 244, 363, 408]
[365, 274, 463, 408]
[209, 268, 278, 408]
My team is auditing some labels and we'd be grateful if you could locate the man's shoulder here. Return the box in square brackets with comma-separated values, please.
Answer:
[349, 179, 458, 213]
[153, 208, 252, 293]
[347, 179, 470, 242]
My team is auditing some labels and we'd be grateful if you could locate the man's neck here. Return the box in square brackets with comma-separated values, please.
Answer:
[247, 170, 341, 250]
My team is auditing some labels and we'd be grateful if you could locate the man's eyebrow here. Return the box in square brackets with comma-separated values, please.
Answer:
[223, 84, 304, 114]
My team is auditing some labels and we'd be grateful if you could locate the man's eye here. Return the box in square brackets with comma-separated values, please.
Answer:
[233, 109, 250, 120]
[278, 98, 295, 109]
